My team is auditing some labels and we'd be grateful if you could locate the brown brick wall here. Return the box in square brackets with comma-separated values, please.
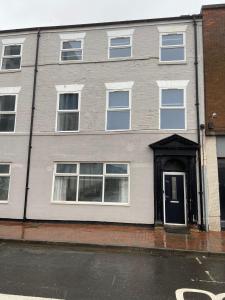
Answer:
[203, 7, 225, 135]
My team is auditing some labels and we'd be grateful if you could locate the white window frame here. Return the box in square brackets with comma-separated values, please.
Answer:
[105, 82, 134, 132]
[157, 80, 189, 131]
[108, 36, 132, 59]
[60, 39, 84, 62]
[107, 29, 134, 59]
[59, 32, 86, 63]
[1, 43, 23, 71]
[55, 92, 81, 133]
[51, 162, 130, 206]
[0, 93, 18, 133]
[0, 163, 11, 203]
[159, 88, 186, 130]
[159, 32, 186, 63]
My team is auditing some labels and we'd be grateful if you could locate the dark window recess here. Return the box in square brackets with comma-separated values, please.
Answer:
[218, 159, 225, 226]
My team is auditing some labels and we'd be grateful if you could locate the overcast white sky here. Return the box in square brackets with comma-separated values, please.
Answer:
[0, 0, 224, 30]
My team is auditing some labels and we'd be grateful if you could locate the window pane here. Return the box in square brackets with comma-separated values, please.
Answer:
[2, 57, 21, 69]
[53, 176, 77, 201]
[0, 165, 10, 174]
[172, 177, 177, 201]
[0, 96, 16, 111]
[109, 91, 129, 108]
[162, 34, 183, 46]
[61, 50, 82, 61]
[63, 41, 81, 49]
[4, 45, 21, 56]
[104, 177, 128, 203]
[107, 111, 130, 130]
[106, 164, 128, 174]
[110, 37, 130, 46]
[59, 94, 78, 110]
[79, 176, 102, 202]
[110, 47, 131, 58]
[160, 109, 185, 129]
[161, 89, 184, 106]
[57, 112, 79, 131]
[56, 164, 77, 174]
[161, 47, 184, 61]
[80, 163, 103, 175]
[0, 114, 15, 132]
[0, 177, 9, 201]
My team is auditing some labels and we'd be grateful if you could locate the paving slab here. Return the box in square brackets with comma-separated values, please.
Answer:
[0, 221, 224, 254]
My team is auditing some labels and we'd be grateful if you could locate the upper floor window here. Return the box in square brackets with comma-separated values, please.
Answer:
[107, 29, 134, 59]
[160, 33, 185, 62]
[160, 89, 185, 129]
[55, 84, 84, 132]
[1, 44, 22, 70]
[0, 164, 10, 202]
[158, 25, 187, 63]
[0, 94, 17, 132]
[105, 82, 134, 131]
[59, 32, 86, 62]
[61, 40, 83, 61]
[157, 80, 189, 130]
[57, 93, 80, 132]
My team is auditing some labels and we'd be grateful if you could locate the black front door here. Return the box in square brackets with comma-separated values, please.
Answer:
[163, 173, 186, 225]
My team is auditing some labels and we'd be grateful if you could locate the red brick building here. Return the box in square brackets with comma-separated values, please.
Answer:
[202, 4, 225, 229]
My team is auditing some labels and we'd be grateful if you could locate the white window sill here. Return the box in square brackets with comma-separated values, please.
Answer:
[0, 69, 21, 73]
[59, 60, 83, 64]
[55, 130, 80, 133]
[0, 131, 15, 134]
[159, 128, 187, 131]
[0, 201, 9, 204]
[158, 61, 187, 65]
[108, 56, 132, 61]
[51, 201, 130, 207]
[106, 129, 131, 132]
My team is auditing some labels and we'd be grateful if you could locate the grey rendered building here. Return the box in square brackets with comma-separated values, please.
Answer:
[0, 15, 206, 228]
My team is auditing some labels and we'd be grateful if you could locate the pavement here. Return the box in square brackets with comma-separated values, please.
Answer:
[0, 242, 224, 299]
[0, 220, 225, 254]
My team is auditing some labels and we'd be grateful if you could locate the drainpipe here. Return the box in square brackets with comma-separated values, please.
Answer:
[193, 16, 204, 230]
[23, 29, 41, 221]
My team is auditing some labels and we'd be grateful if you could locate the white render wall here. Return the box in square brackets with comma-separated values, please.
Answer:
[0, 20, 204, 223]
[0, 32, 37, 218]
[26, 133, 198, 223]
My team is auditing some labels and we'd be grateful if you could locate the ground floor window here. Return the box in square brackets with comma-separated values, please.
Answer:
[52, 162, 129, 204]
[0, 164, 10, 202]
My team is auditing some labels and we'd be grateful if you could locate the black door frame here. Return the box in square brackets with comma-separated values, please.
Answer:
[150, 135, 199, 226]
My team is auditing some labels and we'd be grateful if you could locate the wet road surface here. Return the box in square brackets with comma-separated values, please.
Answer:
[0, 242, 224, 299]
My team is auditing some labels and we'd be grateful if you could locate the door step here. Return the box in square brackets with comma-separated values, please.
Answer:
[164, 226, 189, 234]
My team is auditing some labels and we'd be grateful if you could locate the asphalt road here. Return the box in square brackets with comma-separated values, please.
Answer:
[0, 242, 224, 300]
